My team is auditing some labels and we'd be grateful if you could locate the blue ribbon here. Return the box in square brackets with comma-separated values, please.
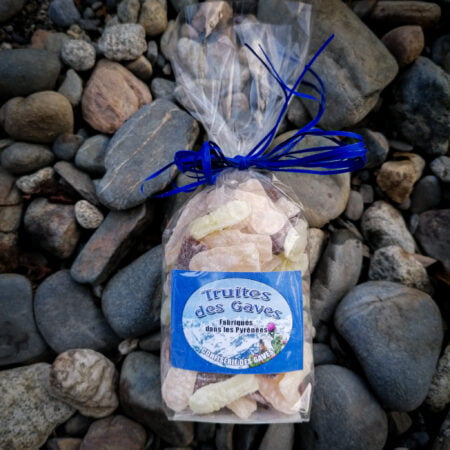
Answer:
[141, 34, 367, 198]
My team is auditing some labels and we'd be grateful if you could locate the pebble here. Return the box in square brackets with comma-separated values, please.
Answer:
[0, 91, 74, 144]
[102, 245, 162, 338]
[146, 40, 158, 64]
[126, 55, 153, 81]
[0, 142, 54, 174]
[381, 26, 425, 67]
[64, 414, 94, 437]
[45, 32, 71, 54]
[61, 39, 96, 71]
[376, 152, 425, 204]
[49, 349, 119, 418]
[47, 437, 83, 450]
[97, 99, 198, 210]
[74, 200, 104, 229]
[139, 0, 168, 36]
[0, 167, 21, 205]
[24, 198, 80, 259]
[117, 0, 141, 23]
[308, 228, 327, 273]
[0, 203, 22, 233]
[0, 49, 61, 100]
[388, 412, 413, 436]
[357, 129, 390, 169]
[390, 57, 450, 156]
[345, 190, 364, 221]
[120, 351, 194, 446]
[16, 167, 55, 194]
[70, 204, 152, 284]
[298, 365, 388, 450]
[53, 133, 84, 161]
[34, 270, 120, 352]
[430, 156, 450, 183]
[80, 415, 147, 450]
[368, 245, 432, 293]
[98, 24, 147, 61]
[311, 230, 363, 342]
[335, 281, 443, 411]
[361, 200, 416, 253]
[313, 343, 337, 366]
[0, 274, 47, 366]
[138, 332, 160, 352]
[0, 363, 75, 449]
[415, 209, 450, 272]
[370, 1, 441, 28]
[0, 0, 25, 22]
[150, 77, 176, 100]
[58, 69, 84, 106]
[81, 59, 152, 134]
[410, 175, 442, 214]
[259, 424, 294, 450]
[54, 161, 99, 205]
[75, 134, 108, 175]
[432, 34, 450, 73]
[425, 344, 450, 412]
[0, 231, 19, 272]
[48, 0, 81, 27]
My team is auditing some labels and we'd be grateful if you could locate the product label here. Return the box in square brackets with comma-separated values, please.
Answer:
[171, 270, 303, 374]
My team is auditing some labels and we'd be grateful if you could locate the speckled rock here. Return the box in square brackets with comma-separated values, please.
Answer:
[117, 0, 141, 23]
[98, 24, 147, 61]
[0, 363, 75, 450]
[0, 142, 54, 175]
[49, 349, 118, 418]
[381, 25, 425, 67]
[74, 200, 104, 229]
[61, 39, 96, 71]
[425, 344, 450, 412]
[139, 0, 168, 36]
[16, 167, 55, 194]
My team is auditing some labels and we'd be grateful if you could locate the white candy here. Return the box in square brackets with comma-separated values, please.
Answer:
[227, 396, 257, 419]
[162, 367, 198, 412]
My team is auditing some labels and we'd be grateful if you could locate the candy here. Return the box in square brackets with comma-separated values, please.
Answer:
[227, 396, 257, 419]
[284, 220, 308, 262]
[162, 367, 198, 412]
[189, 374, 258, 414]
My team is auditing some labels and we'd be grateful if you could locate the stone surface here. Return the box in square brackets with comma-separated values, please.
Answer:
[53, 133, 84, 161]
[49, 349, 119, 418]
[298, 365, 387, 450]
[0, 142, 54, 174]
[432, 34, 450, 72]
[430, 156, 450, 183]
[126, 55, 153, 81]
[81, 59, 152, 134]
[61, 39, 96, 71]
[80, 415, 147, 450]
[35, 270, 120, 352]
[58, 69, 83, 107]
[120, 351, 194, 446]
[335, 281, 443, 411]
[98, 24, 147, 61]
[0, 91, 74, 144]
[313, 343, 337, 366]
[390, 57, 450, 156]
[0, 0, 25, 22]
[102, 245, 162, 338]
[64, 414, 94, 437]
[16, 167, 55, 194]
[0, 274, 47, 366]
[46, 437, 83, 450]
[308, 228, 327, 273]
[75, 134, 108, 175]
[344, 190, 364, 221]
[0, 231, 19, 272]
[382, 25, 425, 67]
[74, 200, 104, 229]
[139, 0, 168, 36]
[415, 209, 450, 272]
[24, 198, 80, 259]
[410, 175, 442, 214]
[97, 99, 198, 210]
[0, 49, 61, 100]
[151, 77, 175, 100]
[0, 363, 75, 450]
[48, 0, 81, 27]
[257, 424, 294, 450]
[117, 0, 141, 23]
[0, 203, 22, 233]
[357, 128, 390, 169]
[0, 167, 21, 206]
[71, 203, 152, 284]
[425, 344, 450, 412]
[311, 230, 363, 341]
[361, 200, 415, 252]
[368, 245, 431, 293]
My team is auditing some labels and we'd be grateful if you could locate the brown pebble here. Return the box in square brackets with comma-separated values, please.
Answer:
[382, 25, 424, 67]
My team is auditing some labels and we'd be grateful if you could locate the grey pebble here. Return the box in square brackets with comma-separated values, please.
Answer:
[58, 69, 84, 107]
[150, 77, 176, 101]
[61, 39, 96, 71]
[345, 190, 364, 221]
[48, 0, 81, 27]
[1, 142, 54, 174]
[53, 133, 84, 161]
[430, 156, 450, 183]
[75, 134, 108, 175]
[410, 175, 442, 214]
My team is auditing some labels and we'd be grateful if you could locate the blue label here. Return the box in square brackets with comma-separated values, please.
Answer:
[171, 270, 303, 374]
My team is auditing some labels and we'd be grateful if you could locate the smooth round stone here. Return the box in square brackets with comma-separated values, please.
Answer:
[75, 134, 108, 175]
[126, 55, 153, 81]
[344, 190, 364, 221]
[335, 281, 443, 411]
[0, 274, 47, 366]
[61, 39, 96, 71]
[410, 175, 442, 214]
[74, 200, 104, 229]
[139, 0, 168, 36]
[98, 24, 147, 61]
[53, 133, 84, 161]
[298, 365, 388, 450]
[102, 245, 162, 338]
[0, 142, 54, 174]
[381, 25, 424, 67]
[34, 270, 120, 353]
[48, 0, 81, 27]
[430, 156, 450, 183]
[58, 69, 83, 107]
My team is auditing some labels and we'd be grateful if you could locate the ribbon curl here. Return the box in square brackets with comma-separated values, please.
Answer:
[141, 35, 367, 198]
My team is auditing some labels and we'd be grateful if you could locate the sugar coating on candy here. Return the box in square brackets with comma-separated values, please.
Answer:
[189, 243, 261, 272]
[284, 220, 308, 262]
[189, 374, 258, 414]
[227, 395, 257, 419]
[275, 196, 301, 219]
[189, 200, 251, 240]
[256, 374, 300, 415]
[275, 253, 309, 273]
[162, 366, 198, 412]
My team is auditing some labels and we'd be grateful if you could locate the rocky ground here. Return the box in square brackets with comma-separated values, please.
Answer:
[0, 0, 449, 449]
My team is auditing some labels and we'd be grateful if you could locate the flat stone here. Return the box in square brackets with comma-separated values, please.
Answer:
[415, 209, 450, 272]
[98, 23, 147, 61]
[80, 415, 147, 450]
[335, 281, 443, 411]
[97, 99, 199, 210]
[74, 134, 108, 175]
[0, 363, 75, 449]
[0, 274, 47, 366]
[410, 175, 442, 214]
[390, 57, 450, 156]
[298, 365, 388, 450]
[382, 25, 425, 67]
[48, 0, 81, 27]
[0, 91, 74, 144]
[311, 230, 363, 342]
[58, 69, 83, 107]
[139, 0, 168, 36]
[425, 344, 450, 412]
[1, 142, 54, 174]
[102, 245, 162, 338]
[430, 156, 450, 183]
[54, 161, 98, 205]
[361, 200, 415, 253]
[0, 49, 61, 101]
[35, 270, 120, 352]
[81, 59, 152, 134]
[61, 39, 96, 71]
[120, 351, 194, 446]
[24, 197, 80, 259]
[70, 203, 152, 284]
